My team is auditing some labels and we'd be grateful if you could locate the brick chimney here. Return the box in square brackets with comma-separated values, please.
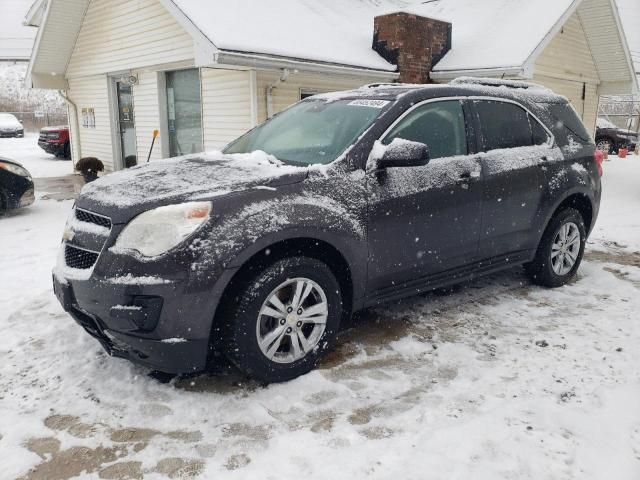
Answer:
[373, 12, 452, 84]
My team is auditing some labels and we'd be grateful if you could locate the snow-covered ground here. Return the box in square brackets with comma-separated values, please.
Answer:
[0, 134, 73, 178]
[1, 157, 640, 479]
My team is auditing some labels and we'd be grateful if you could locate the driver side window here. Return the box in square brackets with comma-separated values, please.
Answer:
[383, 100, 468, 160]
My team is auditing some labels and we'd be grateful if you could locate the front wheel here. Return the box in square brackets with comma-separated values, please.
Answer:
[525, 208, 586, 288]
[595, 138, 615, 155]
[222, 256, 342, 383]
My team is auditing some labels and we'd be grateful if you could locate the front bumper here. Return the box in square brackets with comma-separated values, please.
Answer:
[38, 140, 66, 155]
[0, 130, 23, 138]
[53, 272, 212, 374]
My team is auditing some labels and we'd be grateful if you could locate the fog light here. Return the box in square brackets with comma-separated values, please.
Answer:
[109, 296, 163, 332]
[19, 188, 35, 207]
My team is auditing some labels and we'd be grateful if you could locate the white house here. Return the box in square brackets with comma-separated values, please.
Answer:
[25, 0, 638, 172]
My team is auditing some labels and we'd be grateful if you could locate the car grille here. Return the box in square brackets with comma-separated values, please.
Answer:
[64, 208, 112, 270]
[65, 245, 100, 270]
[75, 208, 112, 229]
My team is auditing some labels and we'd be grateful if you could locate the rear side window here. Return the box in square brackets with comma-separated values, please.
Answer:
[531, 117, 551, 145]
[546, 103, 592, 142]
[475, 100, 542, 151]
[383, 100, 468, 160]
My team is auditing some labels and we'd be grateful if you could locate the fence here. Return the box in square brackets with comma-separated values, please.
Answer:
[1, 111, 68, 132]
[598, 95, 640, 132]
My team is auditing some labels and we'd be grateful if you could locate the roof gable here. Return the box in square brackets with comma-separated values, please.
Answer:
[1, 0, 36, 60]
[409, 0, 578, 73]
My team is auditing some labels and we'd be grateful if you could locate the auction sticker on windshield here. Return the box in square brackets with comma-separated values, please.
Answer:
[348, 99, 390, 108]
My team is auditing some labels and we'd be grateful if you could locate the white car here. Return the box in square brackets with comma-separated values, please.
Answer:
[0, 113, 25, 138]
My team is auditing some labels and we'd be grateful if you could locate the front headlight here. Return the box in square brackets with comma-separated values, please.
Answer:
[0, 161, 31, 178]
[114, 202, 212, 257]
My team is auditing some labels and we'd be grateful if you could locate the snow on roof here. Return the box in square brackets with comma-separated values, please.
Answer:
[0, 0, 36, 60]
[407, 0, 575, 73]
[170, 0, 409, 72]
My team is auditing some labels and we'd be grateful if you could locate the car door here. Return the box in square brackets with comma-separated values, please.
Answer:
[366, 99, 483, 294]
[470, 99, 555, 260]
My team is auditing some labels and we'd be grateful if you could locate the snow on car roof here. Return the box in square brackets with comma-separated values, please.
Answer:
[311, 78, 566, 104]
[170, 0, 410, 72]
[406, 0, 575, 72]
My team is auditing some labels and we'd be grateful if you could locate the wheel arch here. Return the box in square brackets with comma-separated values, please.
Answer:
[542, 190, 595, 239]
[207, 233, 363, 355]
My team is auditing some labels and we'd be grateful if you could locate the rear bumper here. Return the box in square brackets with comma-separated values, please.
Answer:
[53, 273, 212, 374]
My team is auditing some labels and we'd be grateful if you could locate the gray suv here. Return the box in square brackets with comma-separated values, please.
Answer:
[53, 79, 602, 383]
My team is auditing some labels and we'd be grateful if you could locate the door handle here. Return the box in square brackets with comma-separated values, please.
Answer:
[456, 172, 479, 184]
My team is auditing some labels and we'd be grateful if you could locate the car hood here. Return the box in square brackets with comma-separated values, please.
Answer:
[0, 119, 21, 129]
[77, 151, 309, 222]
[40, 125, 69, 133]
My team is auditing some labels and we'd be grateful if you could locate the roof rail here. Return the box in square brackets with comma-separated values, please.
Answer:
[362, 83, 402, 89]
[451, 77, 550, 92]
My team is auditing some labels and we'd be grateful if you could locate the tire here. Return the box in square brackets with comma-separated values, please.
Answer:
[63, 142, 71, 160]
[525, 208, 586, 288]
[595, 137, 615, 155]
[222, 256, 342, 383]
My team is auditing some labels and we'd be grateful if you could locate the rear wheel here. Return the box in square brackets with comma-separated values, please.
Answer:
[525, 208, 586, 288]
[63, 142, 71, 160]
[222, 256, 342, 383]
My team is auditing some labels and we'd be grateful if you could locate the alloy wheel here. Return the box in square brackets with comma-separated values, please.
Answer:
[551, 222, 581, 276]
[256, 278, 328, 364]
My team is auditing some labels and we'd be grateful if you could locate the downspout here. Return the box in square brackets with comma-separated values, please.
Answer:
[58, 90, 81, 169]
[266, 69, 291, 119]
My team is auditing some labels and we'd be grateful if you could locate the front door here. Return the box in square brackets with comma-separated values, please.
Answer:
[366, 99, 483, 295]
[116, 82, 137, 168]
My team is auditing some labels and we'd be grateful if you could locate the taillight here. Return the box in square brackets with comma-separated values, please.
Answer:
[594, 149, 604, 177]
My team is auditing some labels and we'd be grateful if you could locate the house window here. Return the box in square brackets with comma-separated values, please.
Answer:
[300, 89, 326, 100]
[166, 69, 203, 157]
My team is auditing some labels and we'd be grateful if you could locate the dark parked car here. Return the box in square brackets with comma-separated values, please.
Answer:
[0, 113, 25, 138]
[53, 79, 602, 383]
[38, 126, 71, 159]
[595, 118, 638, 153]
[0, 157, 34, 215]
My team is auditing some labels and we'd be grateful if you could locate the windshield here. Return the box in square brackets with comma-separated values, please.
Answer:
[224, 99, 390, 165]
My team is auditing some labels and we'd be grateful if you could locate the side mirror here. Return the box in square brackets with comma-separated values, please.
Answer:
[375, 139, 430, 169]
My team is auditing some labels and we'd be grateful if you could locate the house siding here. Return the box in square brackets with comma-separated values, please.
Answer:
[67, 75, 114, 171]
[201, 68, 254, 152]
[132, 70, 163, 163]
[533, 12, 600, 134]
[256, 71, 371, 122]
[66, 0, 194, 78]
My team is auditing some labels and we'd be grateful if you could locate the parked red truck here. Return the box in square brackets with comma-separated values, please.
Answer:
[38, 126, 71, 159]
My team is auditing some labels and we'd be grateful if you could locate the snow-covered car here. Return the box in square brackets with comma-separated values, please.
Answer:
[0, 113, 25, 138]
[52, 78, 602, 383]
[0, 157, 34, 215]
[595, 118, 638, 154]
